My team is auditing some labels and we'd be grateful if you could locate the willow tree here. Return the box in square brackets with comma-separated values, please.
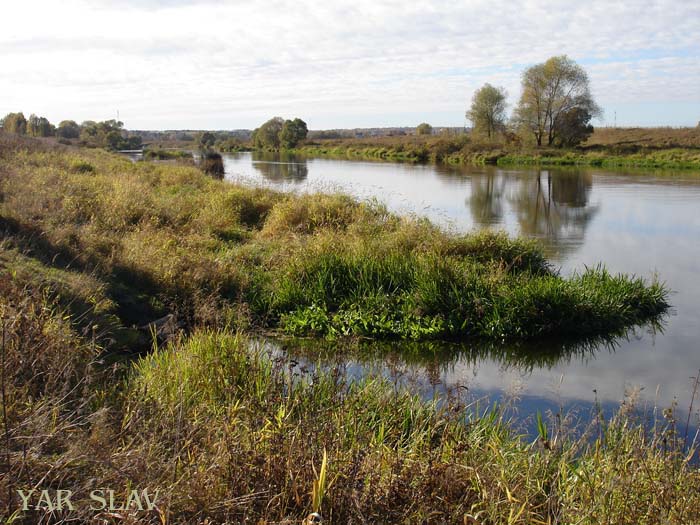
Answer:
[513, 55, 600, 147]
[466, 84, 508, 139]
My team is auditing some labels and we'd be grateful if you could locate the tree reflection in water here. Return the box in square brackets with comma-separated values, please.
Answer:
[467, 168, 599, 256]
[251, 151, 309, 182]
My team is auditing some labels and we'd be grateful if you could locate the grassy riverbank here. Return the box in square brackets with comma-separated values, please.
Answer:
[293, 127, 700, 169]
[0, 133, 668, 343]
[0, 133, 695, 523]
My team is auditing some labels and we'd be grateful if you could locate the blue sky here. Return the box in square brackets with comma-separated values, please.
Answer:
[1, 0, 699, 130]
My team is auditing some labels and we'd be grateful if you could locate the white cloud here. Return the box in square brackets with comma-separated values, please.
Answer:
[1, 0, 698, 128]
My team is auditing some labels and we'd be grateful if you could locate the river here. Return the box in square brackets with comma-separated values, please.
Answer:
[222, 151, 700, 434]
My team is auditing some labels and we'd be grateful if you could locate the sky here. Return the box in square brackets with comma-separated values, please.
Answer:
[1, 0, 699, 130]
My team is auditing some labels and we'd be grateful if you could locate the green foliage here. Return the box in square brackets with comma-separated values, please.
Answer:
[279, 117, 308, 148]
[143, 148, 193, 161]
[216, 136, 246, 152]
[80, 119, 142, 150]
[56, 119, 80, 139]
[254, 116, 308, 150]
[467, 83, 508, 139]
[554, 107, 595, 147]
[267, 241, 667, 340]
[416, 122, 433, 135]
[253, 116, 285, 149]
[198, 131, 217, 149]
[497, 148, 700, 169]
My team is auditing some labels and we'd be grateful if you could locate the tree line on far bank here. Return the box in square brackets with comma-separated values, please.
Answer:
[0, 112, 142, 150]
[247, 56, 600, 151]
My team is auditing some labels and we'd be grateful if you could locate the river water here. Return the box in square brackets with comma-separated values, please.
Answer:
[222, 151, 700, 433]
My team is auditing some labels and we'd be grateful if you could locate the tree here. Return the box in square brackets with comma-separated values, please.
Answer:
[466, 84, 508, 139]
[252, 117, 285, 150]
[78, 119, 140, 150]
[27, 114, 55, 137]
[2, 112, 27, 135]
[553, 107, 594, 147]
[279, 118, 308, 148]
[198, 131, 217, 150]
[56, 120, 80, 139]
[416, 123, 433, 136]
[513, 55, 601, 147]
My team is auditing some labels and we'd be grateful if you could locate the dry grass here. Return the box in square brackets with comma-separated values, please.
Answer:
[0, 133, 692, 524]
[585, 126, 700, 149]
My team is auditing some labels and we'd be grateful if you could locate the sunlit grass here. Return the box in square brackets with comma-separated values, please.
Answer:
[0, 133, 669, 345]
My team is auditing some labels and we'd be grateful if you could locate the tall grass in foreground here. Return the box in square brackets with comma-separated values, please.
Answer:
[119, 331, 700, 523]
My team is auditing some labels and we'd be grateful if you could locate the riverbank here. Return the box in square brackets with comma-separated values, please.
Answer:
[0, 133, 668, 344]
[292, 128, 700, 169]
[2, 296, 699, 523]
[0, 133, 695, 523]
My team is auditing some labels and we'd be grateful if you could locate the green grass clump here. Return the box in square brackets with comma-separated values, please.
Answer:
[266, 242, 667, 340]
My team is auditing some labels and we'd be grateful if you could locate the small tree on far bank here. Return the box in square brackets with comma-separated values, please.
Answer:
[466, 84, 508, 140]
[416, 123, 433, 136]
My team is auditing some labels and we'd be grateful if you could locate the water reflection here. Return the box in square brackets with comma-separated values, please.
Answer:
[275, 323, 661, 383]
[251, 151, 309, 182]
[468, 173, 506, 225]
[466, 169, 599, 256]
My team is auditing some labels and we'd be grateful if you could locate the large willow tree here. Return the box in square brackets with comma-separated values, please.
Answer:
[514, 56, 601, 147]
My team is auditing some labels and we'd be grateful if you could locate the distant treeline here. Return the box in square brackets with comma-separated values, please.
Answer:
[0, 112, 142, 150]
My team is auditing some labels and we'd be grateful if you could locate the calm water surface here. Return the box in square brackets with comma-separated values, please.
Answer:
[223, 151, 700, 430]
